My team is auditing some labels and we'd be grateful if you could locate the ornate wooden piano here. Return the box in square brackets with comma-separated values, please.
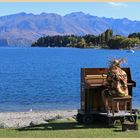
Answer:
[77, 68, 137, 126]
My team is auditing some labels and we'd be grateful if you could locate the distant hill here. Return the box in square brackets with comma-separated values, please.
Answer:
[1, 12, 140, 46]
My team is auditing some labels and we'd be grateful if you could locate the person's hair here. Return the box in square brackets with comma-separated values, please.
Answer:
[109, 58, 126, 68]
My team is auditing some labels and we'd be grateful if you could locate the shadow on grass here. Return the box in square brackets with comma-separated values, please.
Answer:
[18, 120, 116, 131]
[113, 129, 122, 132]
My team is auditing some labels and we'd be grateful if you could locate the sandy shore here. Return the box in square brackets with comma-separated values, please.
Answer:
[0, 110, 77, 128]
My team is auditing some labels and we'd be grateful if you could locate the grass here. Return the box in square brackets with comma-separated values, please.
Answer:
[0, 117, 140, 137]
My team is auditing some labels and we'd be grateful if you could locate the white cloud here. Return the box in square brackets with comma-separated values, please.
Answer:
[108, 2, 127, 7]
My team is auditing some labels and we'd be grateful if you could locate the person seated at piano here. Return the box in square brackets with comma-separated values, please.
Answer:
[102, 58, 128, 113]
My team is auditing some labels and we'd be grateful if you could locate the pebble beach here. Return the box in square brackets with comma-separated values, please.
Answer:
[0, 110, 77, 128]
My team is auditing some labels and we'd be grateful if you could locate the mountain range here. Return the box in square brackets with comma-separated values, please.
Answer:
[1, 12, 140, 46]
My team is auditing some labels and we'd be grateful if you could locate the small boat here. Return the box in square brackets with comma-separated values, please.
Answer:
[130, 49, 135, 53]
[127, 49, 135, 53]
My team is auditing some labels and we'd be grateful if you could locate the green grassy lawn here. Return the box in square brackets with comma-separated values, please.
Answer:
[0, 117, 140, 138]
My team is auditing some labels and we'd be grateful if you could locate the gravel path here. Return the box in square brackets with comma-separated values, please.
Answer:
[0, 110, 77, 128]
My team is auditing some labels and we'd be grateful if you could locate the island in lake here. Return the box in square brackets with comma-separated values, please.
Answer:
[32, 29, 140, 49]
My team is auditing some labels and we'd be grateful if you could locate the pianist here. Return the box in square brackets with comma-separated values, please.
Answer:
[102, 58, 128, 112]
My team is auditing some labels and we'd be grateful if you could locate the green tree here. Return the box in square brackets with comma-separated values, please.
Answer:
[128, 32, 140, 39]
[107, 36, 125, 49]
[101, 33, 105, 44]
[79, 38, 87, 48]
[121, 38, 140, 49]
[105, 29, 113, 43]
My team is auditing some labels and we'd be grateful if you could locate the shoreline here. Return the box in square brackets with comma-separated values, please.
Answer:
[0, 110, 77, 128]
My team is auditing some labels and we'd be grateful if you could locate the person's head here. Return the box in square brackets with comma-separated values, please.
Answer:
[109, 58, 126, 68]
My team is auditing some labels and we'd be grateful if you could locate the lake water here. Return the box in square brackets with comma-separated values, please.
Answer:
[0, 47, 139, 112]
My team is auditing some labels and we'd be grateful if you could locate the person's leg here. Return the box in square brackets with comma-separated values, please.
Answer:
[105, 97, 109, 112]
[116, 102, 120, 112]
[102, 89, 111, 112]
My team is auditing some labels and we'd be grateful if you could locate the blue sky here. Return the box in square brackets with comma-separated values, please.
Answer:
[0, 2, 140, 21]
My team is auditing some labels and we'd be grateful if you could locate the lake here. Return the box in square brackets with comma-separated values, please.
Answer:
[0, 47, 139, 112]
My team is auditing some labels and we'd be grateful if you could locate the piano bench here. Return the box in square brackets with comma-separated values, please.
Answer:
[110, 95, 132, 116]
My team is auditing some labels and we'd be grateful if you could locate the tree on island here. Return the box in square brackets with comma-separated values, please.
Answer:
[32, 29, 140, 49]
[107, 35, 140, 49]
